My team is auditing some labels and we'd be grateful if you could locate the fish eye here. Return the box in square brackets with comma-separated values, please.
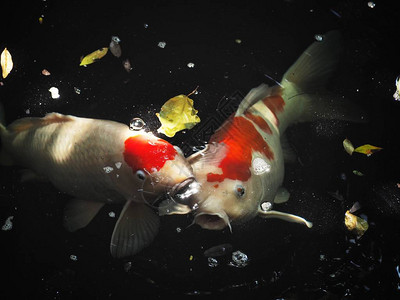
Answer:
[235, 184, 245, 198]
[136, 170, 146, 181]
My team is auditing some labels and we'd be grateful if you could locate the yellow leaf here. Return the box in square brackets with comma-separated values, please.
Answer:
[79, 47, 108, 66]
[156, 94, 200, 137]
[353, 144, 383, 156]
[343, 138, 354, 155]
[1, 48, 13, 78]
[344, 210, 369, 237]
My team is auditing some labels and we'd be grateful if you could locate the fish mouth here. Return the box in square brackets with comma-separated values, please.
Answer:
[194, 211, 231, 231]
[169, 177, 199, 202]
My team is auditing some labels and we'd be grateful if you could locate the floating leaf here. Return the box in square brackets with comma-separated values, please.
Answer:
[156, 94, 200, 137]
[79, 47, 108, 66]
[343, 138, 354, 155]
[353, 144, 383, 156]
[344, 210, 369, 237]
[1, 48, 13, 78]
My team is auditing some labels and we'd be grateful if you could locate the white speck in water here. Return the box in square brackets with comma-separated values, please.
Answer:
[252, 157, 271, 175]
[187, 62, 195, 68]
[157, 41, 166, 48]
[103, 166, 114, 173]
[208, 257, 219, 268]
[235, 38, 242, 44]
[48, 87, 60, 99]
[2, 216, 14, 231]
[74, 87, 81, 94]
[261, 202, 272, 211]
[70, 255, 78, 261]
[176, 227, 182, 233]
[143, 23, 149, 29]
[314, 34, 323, 42]
[25, 108, 30, 114]
[367, 1, 375, 8]
[108, 211, 116, 218]
[228, 250, 249, 268]
[129, 118, 146, 131]
[393, 76, 400, 101]
[115, 162, 122, 169]
[192, 203, 199, 210]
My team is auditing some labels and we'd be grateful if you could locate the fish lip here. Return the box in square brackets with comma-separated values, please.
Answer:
[194, 211, 230, 231]
[169, 177, 197, 199]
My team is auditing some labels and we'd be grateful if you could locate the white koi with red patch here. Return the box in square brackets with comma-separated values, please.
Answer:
[161, 31, 361, 231]
[0, 113, 195, 257]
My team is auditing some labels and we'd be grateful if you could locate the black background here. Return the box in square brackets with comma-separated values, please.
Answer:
[1, 0, 400, 298]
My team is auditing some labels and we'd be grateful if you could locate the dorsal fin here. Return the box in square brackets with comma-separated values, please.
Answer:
[236, 84, 282, 116]
[7, 113, 74, 133]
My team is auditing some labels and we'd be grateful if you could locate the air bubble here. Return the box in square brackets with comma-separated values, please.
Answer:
[129, 118, 146, 131]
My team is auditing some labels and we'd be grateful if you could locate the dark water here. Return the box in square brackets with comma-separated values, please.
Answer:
[1, 0, 400, 298]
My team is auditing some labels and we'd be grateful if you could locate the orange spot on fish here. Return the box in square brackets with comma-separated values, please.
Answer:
[207, 116, 274, 182]
[244, 111, 272, 134]
[262, 95, 285, 126]
[124, 135, 177, 173]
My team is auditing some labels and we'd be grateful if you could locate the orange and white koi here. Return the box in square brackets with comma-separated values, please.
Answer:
[161, 31, 364, 230]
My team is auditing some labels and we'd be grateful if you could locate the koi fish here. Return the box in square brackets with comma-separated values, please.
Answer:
[0, 112, 196, 257]
[160, 31, 364, 230]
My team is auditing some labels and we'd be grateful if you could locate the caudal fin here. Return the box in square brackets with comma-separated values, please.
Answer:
[279, 31, 365, 132]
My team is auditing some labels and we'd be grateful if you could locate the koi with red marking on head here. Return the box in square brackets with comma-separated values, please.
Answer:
[160, 31, 365, 231]
[0, 113, 197, 258]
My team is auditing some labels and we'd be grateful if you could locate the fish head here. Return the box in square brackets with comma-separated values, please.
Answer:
[123, 133, 197, 199]
[187, 143, 265, 230]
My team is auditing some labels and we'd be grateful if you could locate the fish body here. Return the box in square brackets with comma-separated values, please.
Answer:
[164, 31, 360, 230]
[0, 113, 195, 257]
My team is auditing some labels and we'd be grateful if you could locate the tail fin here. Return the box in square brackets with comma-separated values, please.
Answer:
[279, 31, 365, 132]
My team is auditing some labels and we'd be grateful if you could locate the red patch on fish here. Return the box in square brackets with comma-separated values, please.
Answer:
[244, 111, 272, 134]
[207, 116, 274, 183]
[262, 95, 285, 126]
[123, 135, 177, 173]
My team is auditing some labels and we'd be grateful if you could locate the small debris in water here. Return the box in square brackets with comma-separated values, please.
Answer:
[48, 87, 60, 99]
[367, 1, 376, 9]
[187, 62, 195, 68]
[129, 118, 146, 131]
[235, 39, 242, 44]
[74, 87, 81, 94]
[208, 257, 219, 267]
[124, 261, 132, 272]
[123, 59, 132, 73]
[2, 216, 14, 231]
[108, 211, 116, 218]
[114, 162, 122, 169]
[157, 41, 166, 49]
[228, 250, 249, 268]
[69, 255, 78, 261]
[41, 69, 51, 76]
[143, 23, 149, 29]
[314, 34, 323, 42]
[393, 76, 400, 101]
[176, 227, 182, 233]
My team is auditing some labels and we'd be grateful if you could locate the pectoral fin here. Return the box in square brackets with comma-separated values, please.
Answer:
[158, 198, 192, 216]
[258, 209, 313, 228]
[274, 187, 290, 204]
[63, 199, 105, 232]
[110, 200, 160, 258]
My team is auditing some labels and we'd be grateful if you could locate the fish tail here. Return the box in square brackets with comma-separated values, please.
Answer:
[0, 103, 12, 166]
[279, 31, 365, 132]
